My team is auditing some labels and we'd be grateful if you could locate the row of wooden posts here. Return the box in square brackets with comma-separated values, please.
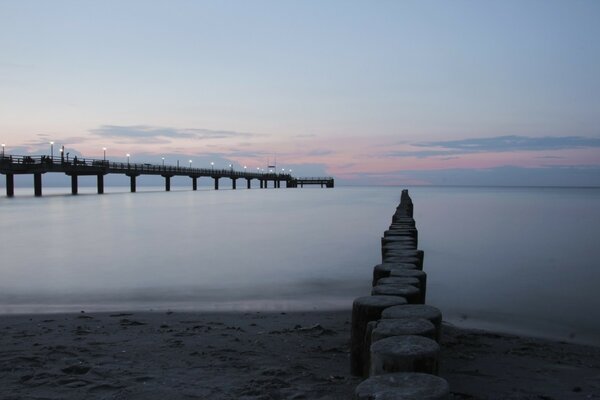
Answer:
[350, 189, 451, 399]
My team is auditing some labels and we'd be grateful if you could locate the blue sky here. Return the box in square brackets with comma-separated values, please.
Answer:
[1, 0, 599, 185]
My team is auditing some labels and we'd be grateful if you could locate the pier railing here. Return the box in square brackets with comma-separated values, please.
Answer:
[0, 154, 290, 179]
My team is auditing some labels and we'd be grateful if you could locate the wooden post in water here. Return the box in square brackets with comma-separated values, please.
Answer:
[34, 173, 42, 197]
[214, 177, 219, 190]
[247, 178, 251, 189]
[232, 178, 237, 190]
[71, 174, 78, 195]
[165, 176, 171, 191]
[192, 177, 197, 191]
[6, 173, 14, 197]
[129, 175, 136, 193]
[97, 174, 104, 194]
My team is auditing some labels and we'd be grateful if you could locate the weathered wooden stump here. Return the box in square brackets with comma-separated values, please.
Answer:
[370, 335, 440, 375]
[362, 318, 436, 376]
[372, 284, 421, 304]
[382, 256, 423, 270]
[351, 296, 408, 376]
[376, 276, 420, 288]
[387, 269, 427, 303]
[354, 372, 450, 399]
[382, 305, 443, 342]
[367, 318, 436, 344]
[373, 263, 419, 286]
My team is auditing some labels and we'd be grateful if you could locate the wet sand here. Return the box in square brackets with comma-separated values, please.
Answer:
[0, 310, 598, 399]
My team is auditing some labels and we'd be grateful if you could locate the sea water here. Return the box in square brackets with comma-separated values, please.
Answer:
[0, 185, 598, 345]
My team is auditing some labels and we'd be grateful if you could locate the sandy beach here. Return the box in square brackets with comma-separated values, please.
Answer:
[0, 310, 598, 400]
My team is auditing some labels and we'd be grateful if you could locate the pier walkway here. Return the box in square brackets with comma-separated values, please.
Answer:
[0, 154, 334, 197]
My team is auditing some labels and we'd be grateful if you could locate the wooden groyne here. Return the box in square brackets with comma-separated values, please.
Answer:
[0, 153, 334, 197]
[351, 189, 450, 399]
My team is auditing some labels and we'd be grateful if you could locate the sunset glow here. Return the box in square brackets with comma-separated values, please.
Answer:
[1, 1, 599, 185]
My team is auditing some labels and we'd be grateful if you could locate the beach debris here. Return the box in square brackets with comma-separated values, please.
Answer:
[268, 324, 336, 336]
[119, 319, 146, 326]
[61, 364, 91, 375]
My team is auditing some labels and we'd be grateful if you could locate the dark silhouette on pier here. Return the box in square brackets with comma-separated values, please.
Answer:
[0, 154, 334, 197]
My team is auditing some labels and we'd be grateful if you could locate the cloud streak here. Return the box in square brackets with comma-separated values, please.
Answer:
[387, 135, 600, 158]
[90, 125, 258, 143]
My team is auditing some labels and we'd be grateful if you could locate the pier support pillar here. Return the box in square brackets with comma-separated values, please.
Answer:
[165, 176, 171, 192]
[214, 177, 219, 190]
[6, 174, 14, 197]
[34, 173, 42, 197]
[192, 177, 197, 191]
[232, 178, 237, 190]
[97, 174, 104, 194]
[129, 175, 137, 193]
[247, 178, 251, 189]
[71, 174, 78, 195]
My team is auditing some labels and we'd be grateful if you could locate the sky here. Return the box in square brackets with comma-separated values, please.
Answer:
[1, 0, 599, 186]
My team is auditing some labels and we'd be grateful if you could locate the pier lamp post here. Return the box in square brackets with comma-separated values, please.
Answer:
[1, 143, 4, 157]
[162, 157, 165, 166]
[126, 153, 130, 165]
[244, 166, 247, 172]
[50, 141, 54, 159]
[229, 163, 232, 171]
[189, 160, 192, 168]
[103, 147, 107, 161]
[211, 161, 214, 170]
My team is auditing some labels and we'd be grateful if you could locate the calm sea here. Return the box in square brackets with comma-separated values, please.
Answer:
[1, 185, 599, 345]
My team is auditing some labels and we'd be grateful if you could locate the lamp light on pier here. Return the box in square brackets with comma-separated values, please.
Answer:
[244, 165, 247, 171]
[228, 163, 232, 171]
[162, 157, 165, 166]
[126, 153, 130, 164]
[189, 159, 192, 168]
[103, 147, 107, 161]
[1, 143, 5, 157]
[50, 141, 54, 159]
[211, 161, 214, 170]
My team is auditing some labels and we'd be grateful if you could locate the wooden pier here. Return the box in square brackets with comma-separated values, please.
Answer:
[0, 154, 334, 197]
[288, 177, 335, 188]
